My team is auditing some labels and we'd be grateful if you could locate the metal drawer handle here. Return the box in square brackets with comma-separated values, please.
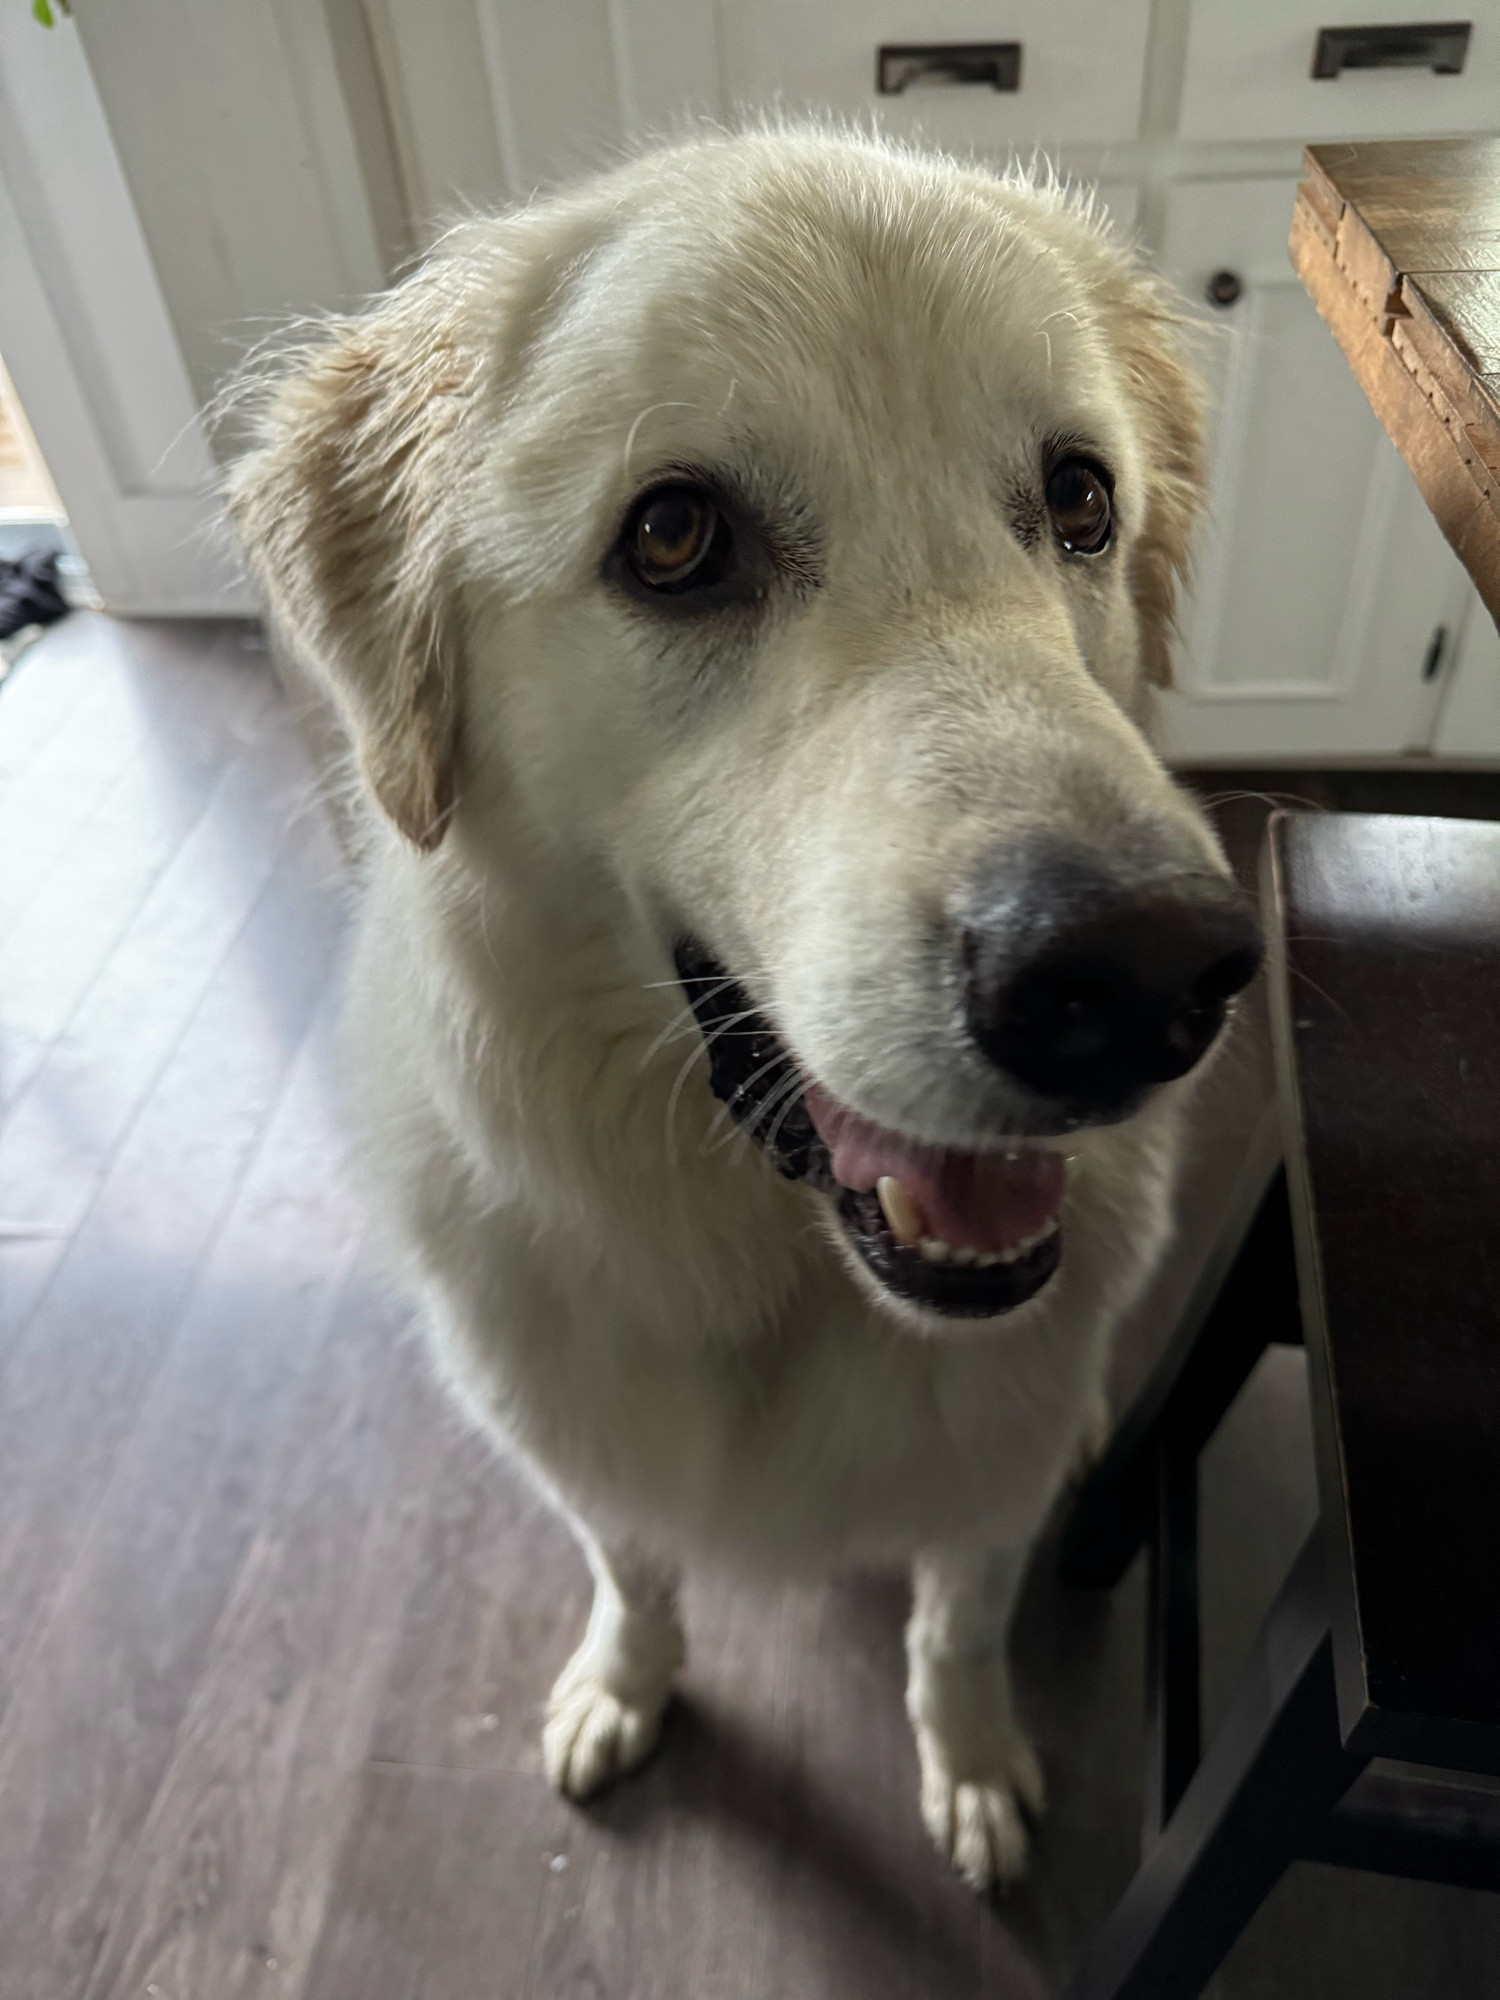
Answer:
[877, 43, 1022, 95]
[1312, 21, 1471, 78]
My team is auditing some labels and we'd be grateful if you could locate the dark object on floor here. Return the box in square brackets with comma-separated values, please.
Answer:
[0, 547, 68, 639]
[1063, 811, 1500, 2000]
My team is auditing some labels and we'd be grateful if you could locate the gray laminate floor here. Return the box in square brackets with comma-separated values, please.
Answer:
[0, 613, 1496, 1999]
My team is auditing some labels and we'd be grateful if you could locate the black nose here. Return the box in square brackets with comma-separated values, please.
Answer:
[961, 842, 1262, 1117]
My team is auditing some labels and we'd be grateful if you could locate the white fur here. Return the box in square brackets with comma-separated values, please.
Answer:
[229, 126, 1226, 1891]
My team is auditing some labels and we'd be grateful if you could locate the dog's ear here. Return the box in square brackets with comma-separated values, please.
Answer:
[227, 278, 481, 850]
[1109, 279, 1208, 691]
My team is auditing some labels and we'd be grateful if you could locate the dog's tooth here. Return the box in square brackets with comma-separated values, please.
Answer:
[950, 1245, 978, 1266]
[975, 1251, 1001, 1268]
[918, 1237, 951, 1264]
[998, 1217, 1063, 1262]
[876, 1175, 923, 1248]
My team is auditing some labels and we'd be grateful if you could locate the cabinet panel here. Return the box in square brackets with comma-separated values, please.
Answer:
[1432, 602, 1500, 759]
[364, 5, 1136, 244]
[1156, 176, 1473, 763]
[1179, 1, 1500, 144]
[374, 0, 723, 222]
[718, 0, 1152, 148]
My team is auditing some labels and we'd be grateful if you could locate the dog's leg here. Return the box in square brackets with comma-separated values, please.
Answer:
[906, 1546, 1045, 1893]
[544, 1532, 684, 1800]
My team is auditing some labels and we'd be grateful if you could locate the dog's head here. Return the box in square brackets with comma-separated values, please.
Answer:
[230, 128, 1259, 1327]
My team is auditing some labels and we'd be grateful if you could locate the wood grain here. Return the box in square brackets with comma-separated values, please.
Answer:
[79, 1272, 434, 2000]
[0, 824, 348, 1732]
[0, 640, 332, 1351]
[0, 1003, 358, 2000]
[0, 632, 278, 1113]
[1290, 198, 1500, 625]
[1292, 139, 1500, 624]
[366, 1425, 590, 1778]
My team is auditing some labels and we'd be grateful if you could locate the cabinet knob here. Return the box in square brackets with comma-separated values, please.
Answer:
[1206, 269, 1243, 309]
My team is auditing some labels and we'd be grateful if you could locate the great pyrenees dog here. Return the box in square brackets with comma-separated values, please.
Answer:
[229, 126, 1260, 1892]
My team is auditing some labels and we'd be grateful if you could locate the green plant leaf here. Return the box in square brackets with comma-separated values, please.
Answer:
[33, 0, 57, 26]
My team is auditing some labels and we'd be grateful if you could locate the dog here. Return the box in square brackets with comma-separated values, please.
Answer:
[228, 125, 1260, 1892]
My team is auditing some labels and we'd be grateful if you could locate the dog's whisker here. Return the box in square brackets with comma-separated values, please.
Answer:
[699, 1062, 809, 1169]
[663, 1010, 769, 1086]
[761, 1071, 814, 1157]
[622, 399, 696, 480]
[664, 1036, 717, 1162]
[640, 966, 777, 992]
[650, 1003, 767, 1075]
[702, 1048, 795, 1150]
[638, 989, 741, 1067]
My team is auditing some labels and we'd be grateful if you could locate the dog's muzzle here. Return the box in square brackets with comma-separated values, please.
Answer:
[670, 843, 1259, 1322]
[672, 938, 1067, 1319]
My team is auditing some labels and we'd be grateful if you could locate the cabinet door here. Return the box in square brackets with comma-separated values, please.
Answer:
[1154, 176, 1474, 765]
[1431, 599, 1500, 760]
[1179, 0, 1500, 145]
[717, 0, 1152, 149]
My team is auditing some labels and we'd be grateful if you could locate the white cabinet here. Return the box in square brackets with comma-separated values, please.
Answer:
[717, 0, 1153, 148]
[1432, 600, 1500, 759]
[56, 0, 1500, 754]
[367, 0, 1154, 217]
[320, 9, 1500, 764]
[1154, 176, 1480, 763]
[1179, 2, 1500, 145]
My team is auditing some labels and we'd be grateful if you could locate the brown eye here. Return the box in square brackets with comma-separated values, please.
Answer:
[1044, 456, 1113, 555]
[626, 484, 727, 590]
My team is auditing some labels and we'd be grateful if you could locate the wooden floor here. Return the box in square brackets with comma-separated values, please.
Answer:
[2, 613, 1497, 2000]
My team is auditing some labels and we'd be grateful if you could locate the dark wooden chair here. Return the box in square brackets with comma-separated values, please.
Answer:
[1059, 811, 1500, 2000]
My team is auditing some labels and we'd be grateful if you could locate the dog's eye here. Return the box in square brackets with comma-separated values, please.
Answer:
[625, 484, 729, 591]
[1044, 457, 1113, 556]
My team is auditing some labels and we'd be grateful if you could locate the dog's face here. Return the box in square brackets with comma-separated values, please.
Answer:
[232, 131, 1259, 1328]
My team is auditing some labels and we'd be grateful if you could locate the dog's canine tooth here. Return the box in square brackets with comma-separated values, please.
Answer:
[876, 1175, 923, 1247]
[918, 1237, 951, 1263]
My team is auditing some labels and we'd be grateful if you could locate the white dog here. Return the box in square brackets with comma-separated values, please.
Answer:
[229, 127, 1259, 1892]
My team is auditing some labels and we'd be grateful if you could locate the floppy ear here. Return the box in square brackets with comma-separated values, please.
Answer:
[227, 277, 481, 850]
[1101, 271, 1209, 691]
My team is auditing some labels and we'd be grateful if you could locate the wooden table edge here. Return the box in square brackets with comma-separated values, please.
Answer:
[1291, 148, 1500, 627]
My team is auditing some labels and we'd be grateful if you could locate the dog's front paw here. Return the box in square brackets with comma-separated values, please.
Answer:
[543, 1666, 668, 1799]
[913, 1722, 1046, 1894]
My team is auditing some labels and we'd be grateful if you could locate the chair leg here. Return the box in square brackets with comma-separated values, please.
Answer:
[1141, 1440, 1200, 1852]
[1065, 1531, 1366, 2000]
[1059, 1119, 1296, 1590]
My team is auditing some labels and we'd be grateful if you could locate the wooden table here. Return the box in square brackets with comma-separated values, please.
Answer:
[1291, 137, 1500, 624]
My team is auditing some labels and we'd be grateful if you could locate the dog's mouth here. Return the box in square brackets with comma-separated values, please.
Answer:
[673, 939, 1066, 1320]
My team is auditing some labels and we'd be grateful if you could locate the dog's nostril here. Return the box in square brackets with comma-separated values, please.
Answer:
[1194, 946, 1262, 1008]
[960, 845, 1263, 1116]
[1018, 981, 1114, 1061]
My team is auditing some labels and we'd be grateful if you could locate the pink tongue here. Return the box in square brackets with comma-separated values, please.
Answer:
[804, 1084, 1067, 1254]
